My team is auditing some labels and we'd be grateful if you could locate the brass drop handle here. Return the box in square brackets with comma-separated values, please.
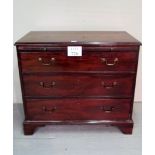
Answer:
[101, 57, 118, 66]
[101, 81, 117, 89]
[39, 81, 56, 88]
[101, 106, 115, 113]
[38, 57, 55, 66]
[42, 106, 57, 113]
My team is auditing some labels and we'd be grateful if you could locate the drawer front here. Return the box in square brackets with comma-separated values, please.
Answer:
[23, 74, 134, 97]
[25, 99, 131, 120]
[19, 51, 138, 73]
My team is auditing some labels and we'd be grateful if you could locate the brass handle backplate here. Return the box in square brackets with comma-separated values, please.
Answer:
[39, 81, 56, 88]
[101, 57, 118, 66]
[38, 57, 55, 66]
[101, 106, 115, 113]
[101, 81, 118, 89]
[42, 106, 57, 113]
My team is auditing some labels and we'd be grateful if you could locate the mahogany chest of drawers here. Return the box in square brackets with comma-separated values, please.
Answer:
[15, 31, 141, 135]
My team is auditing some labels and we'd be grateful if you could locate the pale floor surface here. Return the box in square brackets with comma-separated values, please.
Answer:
[13, 103, 142, 155]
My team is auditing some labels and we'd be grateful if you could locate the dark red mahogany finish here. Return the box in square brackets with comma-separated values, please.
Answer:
[25, 99, 131, 121]
[23, 74, 134, 97]
[15, 31, 141, 135]
[19, 51, 138, 73]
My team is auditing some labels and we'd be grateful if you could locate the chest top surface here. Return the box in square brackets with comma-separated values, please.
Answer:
[15, 31, 141, 46]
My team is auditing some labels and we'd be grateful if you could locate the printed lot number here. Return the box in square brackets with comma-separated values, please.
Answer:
[67, 46, 82, 56]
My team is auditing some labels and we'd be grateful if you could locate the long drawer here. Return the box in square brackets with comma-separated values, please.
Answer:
[25, 98, 131, 120]
[19, 51, 138, 73]
[23, 74, 134, 97]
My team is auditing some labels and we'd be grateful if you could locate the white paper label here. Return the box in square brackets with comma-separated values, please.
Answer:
[67, 46, 82, 56]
